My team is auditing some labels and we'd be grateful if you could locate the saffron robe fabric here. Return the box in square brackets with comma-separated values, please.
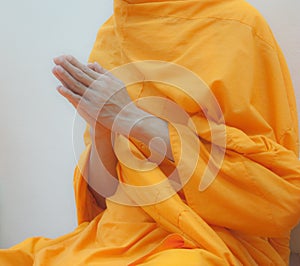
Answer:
[1, 0, 300, 265]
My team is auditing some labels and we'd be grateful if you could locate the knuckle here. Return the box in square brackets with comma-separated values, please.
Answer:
[66, 55, 73, 63]
[74, 94, 81, 102]
[102, 75, 111, 83]
[70, 83, 77, 92]
[70, 81, 81, 91]
[95, 79, 105, 88]
[82, 65, 90, 74]
[74, 69, 84, 80]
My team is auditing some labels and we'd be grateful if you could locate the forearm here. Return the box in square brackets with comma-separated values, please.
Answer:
[130, 112, 174, 162]
[87, 124, 118, 209]
[87, 109, 174, 209]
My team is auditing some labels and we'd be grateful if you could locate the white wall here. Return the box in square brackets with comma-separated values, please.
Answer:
[0, 0, 299, 249]
[0, 0, 113, 248]
[249, 0, 300, 105]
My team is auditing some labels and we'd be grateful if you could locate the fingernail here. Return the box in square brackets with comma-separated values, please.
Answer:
[53, 56, 63, 64]
[54, 65, 63, 73]
[66, 55, 72, 61]
[57, 85, 65, 93]
[56, 85, 62, 92]
[52, 66, 64, 74]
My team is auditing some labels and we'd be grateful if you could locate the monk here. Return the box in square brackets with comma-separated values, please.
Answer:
[1, 0, 300, 265]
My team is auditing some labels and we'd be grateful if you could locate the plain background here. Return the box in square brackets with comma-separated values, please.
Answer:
[0, 0, 299, 248]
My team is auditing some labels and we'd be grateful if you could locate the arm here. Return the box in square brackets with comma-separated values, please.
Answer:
[52, 55, 174, 206]
[130, 114, 174, 162]
[87, 123, 118, 210]
[87, 114, 173, 209]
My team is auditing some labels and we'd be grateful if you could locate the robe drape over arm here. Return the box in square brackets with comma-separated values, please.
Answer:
[1, 0, 300, 265]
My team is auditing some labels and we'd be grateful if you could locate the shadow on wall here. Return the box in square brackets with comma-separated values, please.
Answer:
[290, 223, 300, 265]
[290, 253, 300, 266]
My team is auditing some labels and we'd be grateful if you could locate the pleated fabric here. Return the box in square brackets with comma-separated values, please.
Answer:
[1, 0, 300, 265]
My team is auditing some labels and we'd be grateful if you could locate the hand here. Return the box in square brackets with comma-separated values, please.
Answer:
[52, 55, 174, 163]
[52, 55, 144, 134]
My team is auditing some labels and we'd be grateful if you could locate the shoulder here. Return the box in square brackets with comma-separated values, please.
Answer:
[207, 0, 276, 47]
[173, 1, 277, 48]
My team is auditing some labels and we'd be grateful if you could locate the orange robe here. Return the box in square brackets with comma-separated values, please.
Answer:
[1, 0, 300, 265]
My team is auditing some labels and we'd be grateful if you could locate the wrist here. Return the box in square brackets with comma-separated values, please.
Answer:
[90, 122, 111, 140]
[131, 114, 163, 144]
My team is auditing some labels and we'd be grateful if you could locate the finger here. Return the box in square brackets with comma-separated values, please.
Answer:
[56, 85, 81, 108]
[88, 62, 117, 80]
[52, 68, 69, 88]
[53, 65, 86, 96]
[65, 55, 99, 76]
[64, 55, 100, 80]
[54, 55, 95, 87]
[57, 85, 96, 125]
[87, 62, 106, 74]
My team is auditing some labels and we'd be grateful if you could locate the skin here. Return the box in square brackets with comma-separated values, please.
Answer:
[52, 55, 173, 209]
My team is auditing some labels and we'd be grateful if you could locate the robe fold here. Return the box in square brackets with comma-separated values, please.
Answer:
[1, 0, 300, 265]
